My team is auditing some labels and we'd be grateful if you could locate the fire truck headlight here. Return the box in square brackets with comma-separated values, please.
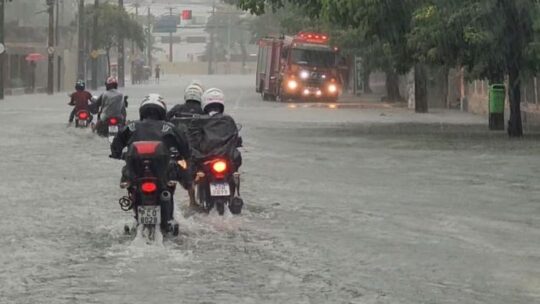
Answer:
[287, 80, 298, 90]
[328, 84, 338, 94]
[299, 70, 309, 79]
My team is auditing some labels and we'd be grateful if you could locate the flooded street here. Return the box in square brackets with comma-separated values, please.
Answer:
[1, 76, 539, 304]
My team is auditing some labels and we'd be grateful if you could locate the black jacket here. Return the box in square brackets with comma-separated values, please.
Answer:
[166, 101, 204, 120]
[110, 118, 191, 160]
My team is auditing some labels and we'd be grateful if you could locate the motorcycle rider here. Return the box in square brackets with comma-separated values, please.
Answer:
[110, 94, 192, 197]
[166, 82, 205, 120]
[94, 77, 127, 134]
[200, 88, 243, 172]
[67, 80, 94, 126]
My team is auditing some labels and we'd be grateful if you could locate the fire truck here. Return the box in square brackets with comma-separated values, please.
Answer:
[256, 32, 341, 102]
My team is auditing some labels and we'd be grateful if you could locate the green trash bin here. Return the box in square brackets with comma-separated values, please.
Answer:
[488, 84, 505, 130]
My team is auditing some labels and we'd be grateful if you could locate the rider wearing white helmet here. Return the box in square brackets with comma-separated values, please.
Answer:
[199, 88, 243, 170]
[111, 94, 191, 187]
[110, 94, 192, 228]
[201, 88, 225, 116]
[166, 83, 205, 120]
[112, 93, 190, 159]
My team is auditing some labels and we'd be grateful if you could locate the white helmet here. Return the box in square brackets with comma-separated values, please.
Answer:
[139, 93, 167, 120]
[202, 88, 225, 114]
[190, 80, 205, 92]
[184, 84, 203, 103]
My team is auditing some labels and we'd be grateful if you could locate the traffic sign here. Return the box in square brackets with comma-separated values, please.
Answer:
[90, 50, 99, 59]
[153, 15, 179, 33]
[47, 46, 55, 55]
[0, 43, 5, 54]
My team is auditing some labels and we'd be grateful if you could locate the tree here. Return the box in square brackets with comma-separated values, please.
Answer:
[85, 3, 145, 75]
[409, 0, 539, 136]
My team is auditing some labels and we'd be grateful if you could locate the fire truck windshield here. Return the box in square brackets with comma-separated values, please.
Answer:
[290, 48, 335, 68]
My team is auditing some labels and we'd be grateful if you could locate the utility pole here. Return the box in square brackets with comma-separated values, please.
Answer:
[55, 0, 60, 45]
[147, 6, 152, 68]
[118, 0, 125, 87]
[77, 0, 85, 80]
[132, 3, 139, 57]
[56, 0, 62, 92]
[131, 2, 139, 85]
[0, 0, 6, 100]
[91, 0, 99, 90]
[47, 0, 55, 95]
[226, 10, 231, 74]
[208, 1, 215, 75]
[168, 6, 173, 63]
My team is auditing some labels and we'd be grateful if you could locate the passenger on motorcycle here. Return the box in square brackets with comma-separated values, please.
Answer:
[94, 77, 128, 133]
[166, 82, 205, 120]
[110, 94, 192, 191]
[200, 88, 243, 172]
[68, 80, 94, 126]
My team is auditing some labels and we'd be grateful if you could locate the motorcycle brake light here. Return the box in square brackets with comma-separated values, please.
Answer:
[78, 112, 88, 120]
[133, 141, 160, 155]
[212, 160, 227, 174]
[109, 117, 118, 125]
[141, 182, 157, 194]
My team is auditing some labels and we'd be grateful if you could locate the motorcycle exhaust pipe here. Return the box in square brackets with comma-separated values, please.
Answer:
[161, 190, 172, 202]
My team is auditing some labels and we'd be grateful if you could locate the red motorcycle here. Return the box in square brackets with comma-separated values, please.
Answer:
[75, 110, 91, 128]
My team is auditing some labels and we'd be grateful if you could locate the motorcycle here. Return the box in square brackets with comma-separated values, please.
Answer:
[106, 116, 122, 143]
[94, 95, 128, 143]
[118, 141, 180, 241]
[170, 115, 244, 216]
[75, 110, 91, 128]
[194, 156, 243, 215]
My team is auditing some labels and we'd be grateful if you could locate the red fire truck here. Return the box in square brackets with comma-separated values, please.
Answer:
[256, 32, 341, 102]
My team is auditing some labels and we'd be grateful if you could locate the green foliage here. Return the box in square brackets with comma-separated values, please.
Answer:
[205, 6, 252, 60]
[85, 3, 145, 52]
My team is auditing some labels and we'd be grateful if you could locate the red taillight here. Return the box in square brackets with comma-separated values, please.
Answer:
[141, 182, 157, 194]
[133, 141, 160, 155]
[78, 112, 88, 120]
[109, 117, 118, 125]
[211, 160, 227, 174]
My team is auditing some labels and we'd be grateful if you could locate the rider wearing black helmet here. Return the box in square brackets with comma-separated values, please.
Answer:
[67, 80, 93, 125]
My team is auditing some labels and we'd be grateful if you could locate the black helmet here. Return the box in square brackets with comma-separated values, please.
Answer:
[139, 94, 167, 120]
[75, 80, 85, 91]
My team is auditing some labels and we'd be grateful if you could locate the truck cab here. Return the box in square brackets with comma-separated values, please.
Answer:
[257, 32, 341, 102]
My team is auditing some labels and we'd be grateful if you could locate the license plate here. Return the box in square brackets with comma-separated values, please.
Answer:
[210, 182, 231, 197]
[137, 206, 161, 225]
[78, 120, 87, 127]
[108, 125, 118, 133]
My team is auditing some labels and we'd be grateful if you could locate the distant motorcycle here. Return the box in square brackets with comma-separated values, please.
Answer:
[95, 95, 128, 143]
[75, 110, 91, 128]
[117, 141, 180, 241]
[194, 156, 243, 215]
